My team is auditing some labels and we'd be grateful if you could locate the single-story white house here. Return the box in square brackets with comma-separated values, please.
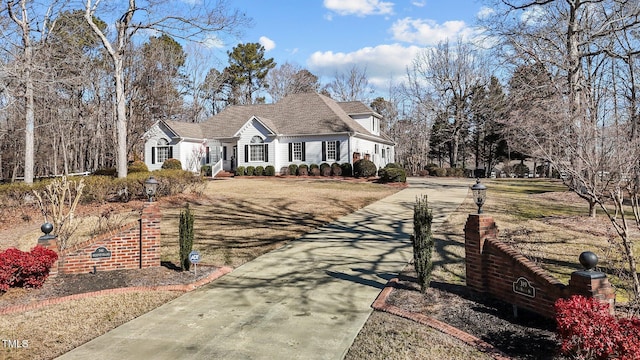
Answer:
[143, 92, 395, 176]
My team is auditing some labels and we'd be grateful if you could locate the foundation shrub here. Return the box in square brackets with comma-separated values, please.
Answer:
[353, 159, 377, 178]
[331, 163, 342, 176]
[555, 296, 640, 360]
[201, 165, 212, 177]
[340, 163, 353, 177]
[265, 166, 276, 176]
[298, 164, 309, 176]
[161, 158, 182, 170]
[279, 167, 290, 176]
[235, 166, 245, 176]
[127, 160, 149, 174]
[289, 164, 298, 176]
[319, 163, 331, 176]
[245, 166, 255, 176]
[254, 166, 264, 176]
[309, 164, 319, 174]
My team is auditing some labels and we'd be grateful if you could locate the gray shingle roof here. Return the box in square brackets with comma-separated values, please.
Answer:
[167, 92, 381, 139]
[163, 120, 203, 139]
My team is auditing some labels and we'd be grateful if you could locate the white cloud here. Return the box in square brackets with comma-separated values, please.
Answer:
[307, 43, 422, 91]
[259, 36, 276, 51]
[411, 1, 426, 7]
[390, 17, 474, 45]
[323, 0, 394, 17]
[202, 35, 225, 49]
[477, 6, 495, 20]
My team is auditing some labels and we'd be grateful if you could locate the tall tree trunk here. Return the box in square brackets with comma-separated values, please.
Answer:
[114, 58, 128, 177]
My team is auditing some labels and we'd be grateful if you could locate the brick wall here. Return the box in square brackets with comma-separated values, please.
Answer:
[44, 202, 161, 275]
[465, 214, 615, 318]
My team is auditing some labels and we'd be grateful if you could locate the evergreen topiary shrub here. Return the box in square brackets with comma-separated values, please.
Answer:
[179, 204, 194, 271]
[298, 164, 309, 176]
[340, 163, 353, 177]
[319, 163, 331, 176]
[246, 166, 255, 176]
[265, 165, 276, 176]
[289, 164, 298, 176]
[412, 195, 433, 293]
[353, 159, 377, 178]
[331, 163, 342, 176]
[309, 164, 319, 173]
[161, 158, 182, 170]
[235, 166, 245, 176]
[385, 162, 402, 169]
[201, 165, 212, 177]
[379, 168, 407, 183]
[254, 166, 264, 176]
[128, 160, 149, 174]
[280, 167, 290, 176]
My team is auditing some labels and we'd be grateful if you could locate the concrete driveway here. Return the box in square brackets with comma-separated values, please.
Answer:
[58, 177, 471, 360]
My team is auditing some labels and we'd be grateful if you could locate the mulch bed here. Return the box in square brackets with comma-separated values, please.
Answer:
[385, 268, 569, 360]
[0, 263, 220, 311]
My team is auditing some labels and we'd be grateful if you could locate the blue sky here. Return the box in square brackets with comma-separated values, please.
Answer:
[211, 0, 490, 94]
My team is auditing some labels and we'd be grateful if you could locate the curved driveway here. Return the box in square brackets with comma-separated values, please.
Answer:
[58, 177, 471, 360]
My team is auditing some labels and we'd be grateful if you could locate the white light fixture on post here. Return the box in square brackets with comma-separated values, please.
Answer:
[144, 176, 159, 202]
[471, 178, 487, 214]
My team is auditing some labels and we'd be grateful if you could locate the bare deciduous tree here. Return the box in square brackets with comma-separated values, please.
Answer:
[325, 65, 372, 102]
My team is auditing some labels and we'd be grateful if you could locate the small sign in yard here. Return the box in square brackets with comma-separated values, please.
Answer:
[91, 247, 112, 259]
[189, 250, 201, 276]
[513, 277, 536, 298]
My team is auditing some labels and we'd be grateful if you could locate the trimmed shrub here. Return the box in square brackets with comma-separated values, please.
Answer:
[513, 163, 530, 178]
[331, 163, 342, 176]
[93, 168, 117, 176]
[288, 164, 298, 176]
[298, 164, 309, 176]
[279, 166, 290, 176]
[433, 167, 446, 177]
[235, 166, 245, 176]
[265, 166, 276, 176]
[340, 163, 353, 177]
[556, 295, 640, 359]
[161, 158, 182, 170]
[246, 166, 255, 176]
[385, 162, 402, 169]
[201, 165, 212, 177]
[128, 160, 149, 174]
[179, 204, 194, 271]
[353, 159, 377, 178]
[254, 166, 264, 176]
[0, 246, 58, 292]
[319, 163, 330, 176]
[412, 195, 433, 293]
[310, 168, 321, 176]
[309, 164, 319, 174]
[446, 167, 464, 177]
[379, 168, 407, 183]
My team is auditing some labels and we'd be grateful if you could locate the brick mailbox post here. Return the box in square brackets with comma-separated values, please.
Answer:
[464, 214, 615, 318]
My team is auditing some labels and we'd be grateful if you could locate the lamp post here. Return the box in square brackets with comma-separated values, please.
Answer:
[471, 178, 487, 214]
[144, 176, 158, 202]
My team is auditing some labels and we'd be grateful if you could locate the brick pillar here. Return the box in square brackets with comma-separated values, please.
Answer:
[140, 202, 161, 268]
[37, 224, 59, 277]
[464, 214, 498, 293]
[567, 270, 616, 315]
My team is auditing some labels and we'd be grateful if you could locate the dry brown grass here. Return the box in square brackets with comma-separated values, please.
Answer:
[0, 291, 180, 360]
[159, 178, 398, 267]
[344, 312, 493, 360]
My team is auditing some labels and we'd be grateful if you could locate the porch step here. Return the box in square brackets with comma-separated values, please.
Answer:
[214, 171, 234, 178]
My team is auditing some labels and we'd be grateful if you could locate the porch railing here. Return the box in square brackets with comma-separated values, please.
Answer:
[211, 159, 223, 178]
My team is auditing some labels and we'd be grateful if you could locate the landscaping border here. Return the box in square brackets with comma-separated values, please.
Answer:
[372, 277, 512, 360]
[0, 266, 233, 315]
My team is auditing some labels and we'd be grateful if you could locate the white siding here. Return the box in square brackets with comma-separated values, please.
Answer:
[236, 119, 275, 169]
[351, 114, 380, 136]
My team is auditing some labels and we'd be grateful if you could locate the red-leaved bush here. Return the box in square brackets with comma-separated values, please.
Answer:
[555, 295, 640, 360]
[0, 246, 58, 292]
